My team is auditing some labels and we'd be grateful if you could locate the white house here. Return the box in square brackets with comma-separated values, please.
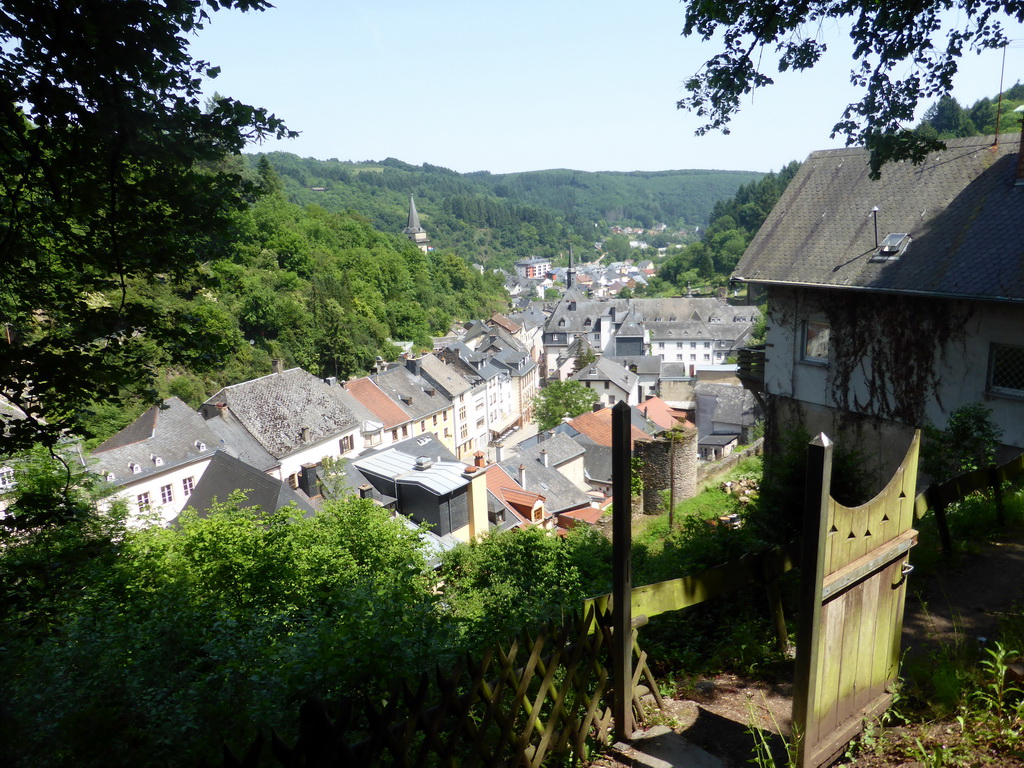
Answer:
[733, 133, 1024, 482]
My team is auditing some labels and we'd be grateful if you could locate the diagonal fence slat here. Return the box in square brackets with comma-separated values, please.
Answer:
[224, 603, 646, 767]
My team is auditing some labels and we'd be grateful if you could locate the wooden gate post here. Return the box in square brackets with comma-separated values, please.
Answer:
[792, 433, 833, 767]
[611, 400, 634, 741]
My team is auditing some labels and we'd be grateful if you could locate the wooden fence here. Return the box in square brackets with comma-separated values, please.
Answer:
[915, 450, 1024, 556]
[221, 602, 662, 768]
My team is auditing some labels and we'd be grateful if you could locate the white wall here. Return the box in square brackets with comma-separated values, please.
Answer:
[767, 291, 1024, 449]
[110, 456, 215, 526]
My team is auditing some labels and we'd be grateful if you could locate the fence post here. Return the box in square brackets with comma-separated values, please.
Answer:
[611, 401, 634, 741]
[925, 482, 954, 559]
[792, 433, 833, 768]
[989, 466, 1006, 527]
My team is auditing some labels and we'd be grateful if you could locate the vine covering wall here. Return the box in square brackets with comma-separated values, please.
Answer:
[773, 287, 971, 426]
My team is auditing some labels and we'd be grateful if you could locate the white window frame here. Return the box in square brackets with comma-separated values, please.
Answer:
[802, 320, 831, 364]
[988, 342, 1024, 398]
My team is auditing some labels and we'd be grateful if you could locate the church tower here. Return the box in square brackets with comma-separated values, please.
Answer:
[402, 195, 430, 252]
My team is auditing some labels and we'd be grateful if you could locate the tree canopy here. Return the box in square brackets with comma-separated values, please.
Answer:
[533, 381, 600, 431]
[677, 0, 1024, 176]
[0, 0, 294, 453]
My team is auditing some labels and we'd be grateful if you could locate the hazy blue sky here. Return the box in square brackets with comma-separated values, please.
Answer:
[189, 1, 1024, 174]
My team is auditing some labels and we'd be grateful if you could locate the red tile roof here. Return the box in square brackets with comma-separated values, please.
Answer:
[488, 312, 522, 334]
[639, 396, 694, 431]
[344, 377, 410, 428]
[568, 409, 651, 447]
[485, 465, 544, 518]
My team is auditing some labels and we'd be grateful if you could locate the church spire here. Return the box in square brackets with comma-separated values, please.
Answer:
[401, 195, 430, 252]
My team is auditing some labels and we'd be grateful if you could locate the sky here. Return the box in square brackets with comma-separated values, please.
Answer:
[188, 0, 1024, 175]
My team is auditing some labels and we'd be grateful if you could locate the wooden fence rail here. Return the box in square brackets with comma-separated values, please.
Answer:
[915, 450, 1024, 556]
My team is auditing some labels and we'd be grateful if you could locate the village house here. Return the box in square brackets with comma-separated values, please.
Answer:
[91, 397, 221, 523]
[200, 365, 361, 491]
[733, 132, 1024, 480]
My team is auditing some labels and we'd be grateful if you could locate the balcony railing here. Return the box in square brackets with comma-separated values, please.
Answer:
[736, 344, 766, 393]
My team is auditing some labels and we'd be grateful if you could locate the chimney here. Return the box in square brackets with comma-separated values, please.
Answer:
[298, 463, 319, 497]
[541, 449, 549, 467]
[272, 358, 284, 375]
[216, 402, 228, 420]
[518, 463, 526, 486]
[593, 401, 605, 412]
[358, 483, 373, 499]
[414, 456, 433, 471]
[324, 376, 337, 387]
[300, 426, 310, 443]
[474, 451, 486, 468]
[494, 443, 504, 462]
[405, 355, 422, 376]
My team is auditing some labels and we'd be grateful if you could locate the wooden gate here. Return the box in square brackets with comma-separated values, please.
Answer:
[792, 431, 920, 768]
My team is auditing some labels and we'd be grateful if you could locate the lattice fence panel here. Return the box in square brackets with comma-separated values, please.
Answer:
[221, 604, 659, 768]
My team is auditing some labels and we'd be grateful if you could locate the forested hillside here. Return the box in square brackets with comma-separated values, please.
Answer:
[252, 153, 762, 269]
[649, 161, 802, 293]
[82, 184, 509, 443]
[915, 82, 1024, 139]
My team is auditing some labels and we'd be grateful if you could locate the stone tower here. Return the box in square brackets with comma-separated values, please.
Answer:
[402, 195, 430, 253]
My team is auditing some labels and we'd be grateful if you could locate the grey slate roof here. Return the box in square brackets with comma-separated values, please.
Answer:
[91, 397, 219, 486]
[498, 457, 590, 514]
[572, 357, 638, 394]
[512, 432, 586, 468]
[202, 410, 279, 472]
[415, 354, 473, 399]
[372, 366, 450, 420]
[735, 134, 1024, 302]
[179, 451, 315, 520]
[204, 369, 358, 459]
[606, 355, 662, 376]
[694, 382, 759, 427]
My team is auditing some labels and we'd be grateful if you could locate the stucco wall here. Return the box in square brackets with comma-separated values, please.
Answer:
[767, 287, 1024, 452]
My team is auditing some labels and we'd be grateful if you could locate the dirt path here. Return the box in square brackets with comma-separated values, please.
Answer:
[901, 536, 1024, 654]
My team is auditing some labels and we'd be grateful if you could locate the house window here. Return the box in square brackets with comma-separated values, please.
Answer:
[676, 342, 683, 349]
[691, 342, 697, 349]
[989, 343, 1024, 396]
[803, 321, 831, 362]
[658, 343, 664, 350]
[182, 476, 194, 496]
[0, 467, 14, 490]
[136, 492, 151, 511]
[401, 425, 409, 438]
[703, 354, 711, 361]
[339, 435, 354, 454]
[459, 406, 467, 420]
[433, 414, 439, 426]
[690, 354, 696, 361]
[704, 342, 711, 349]
[476, 417, 485, 428]
[287, 474, 299, 489]
[676, 354, 683, 361]
[391, 429, 399, 440]
[160, 484, 173, 505]
[460, 425, 469, 440]
[604, 382, 609, 390]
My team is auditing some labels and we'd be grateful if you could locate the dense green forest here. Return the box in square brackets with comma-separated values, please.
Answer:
[80, 180, 510, 443]
[914, 81, 1024, 139]
[254, 152, 762, 269]
[645, 161, 803, 294]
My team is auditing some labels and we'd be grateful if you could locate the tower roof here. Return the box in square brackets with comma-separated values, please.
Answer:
[402, 195, 426, 235]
